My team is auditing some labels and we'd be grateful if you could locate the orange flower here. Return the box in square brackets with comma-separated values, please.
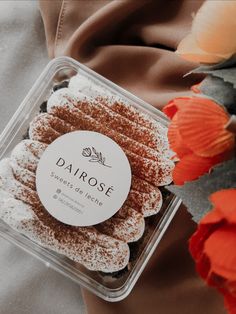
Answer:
[177, 1, 236, 64]
[163, 97, 234, 185]
[189, 189, 236, 314]
[191, 82, 201, 94]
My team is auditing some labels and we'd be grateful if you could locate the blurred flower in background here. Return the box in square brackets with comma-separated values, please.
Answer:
[189, 189, 236, 314]
[177, 1, 236, 64]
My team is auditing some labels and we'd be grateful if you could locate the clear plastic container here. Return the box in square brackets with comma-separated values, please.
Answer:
[0, 57, 181, 301]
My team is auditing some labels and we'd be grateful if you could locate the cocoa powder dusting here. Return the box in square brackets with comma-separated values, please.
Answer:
[1, 83, 173, 273]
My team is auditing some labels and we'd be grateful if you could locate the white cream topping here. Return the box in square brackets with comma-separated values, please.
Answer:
[0, 73, 175, 272]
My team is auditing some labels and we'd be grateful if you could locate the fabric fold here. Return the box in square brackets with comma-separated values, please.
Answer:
[39, 1, 224, 313]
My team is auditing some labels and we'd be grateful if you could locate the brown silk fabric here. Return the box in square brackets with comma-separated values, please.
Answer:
[39, 1, 225, 313]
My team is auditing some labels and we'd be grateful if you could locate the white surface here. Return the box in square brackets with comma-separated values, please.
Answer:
[0, 1, 85, 313]
[0, 1, 47, 133]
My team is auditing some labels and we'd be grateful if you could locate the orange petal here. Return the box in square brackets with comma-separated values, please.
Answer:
[163, 97, 194, 119]
[196, 253, 211, 281]
[176, 34, 227, 64]
[224, 293, 236, 314]
[210, 189, 236, 224]
[204, 225, 236, 280]
[168, 114, 192, 158]
[207, 273, 227, 290]
[200, 209, 223, 226]
[173, 153, 224, 185]
[189, 213, 224, 282]
[178, 98, 234, 157]
[189, 214, 221, 260]
[224, 281, 236, 297]
[191, 82, 201, 94]
[192, 1, 236, 55]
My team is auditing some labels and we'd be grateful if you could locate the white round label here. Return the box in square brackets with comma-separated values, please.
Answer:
[36, 131, 131, 226]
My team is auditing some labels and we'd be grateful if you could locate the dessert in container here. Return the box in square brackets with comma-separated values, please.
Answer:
[0, 56, 181, 301]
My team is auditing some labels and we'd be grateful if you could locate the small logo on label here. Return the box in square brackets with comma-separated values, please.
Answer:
[36, 131, 131, 226]
[82, 147, 111, 168]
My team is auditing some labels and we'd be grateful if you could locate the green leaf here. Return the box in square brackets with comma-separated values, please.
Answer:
[167, 158, 236, 223]
[186, 55, 236, 113]
[199, 75, 236, 114]
[191, 54, 236, 72]
[195, 67, 236, 89]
